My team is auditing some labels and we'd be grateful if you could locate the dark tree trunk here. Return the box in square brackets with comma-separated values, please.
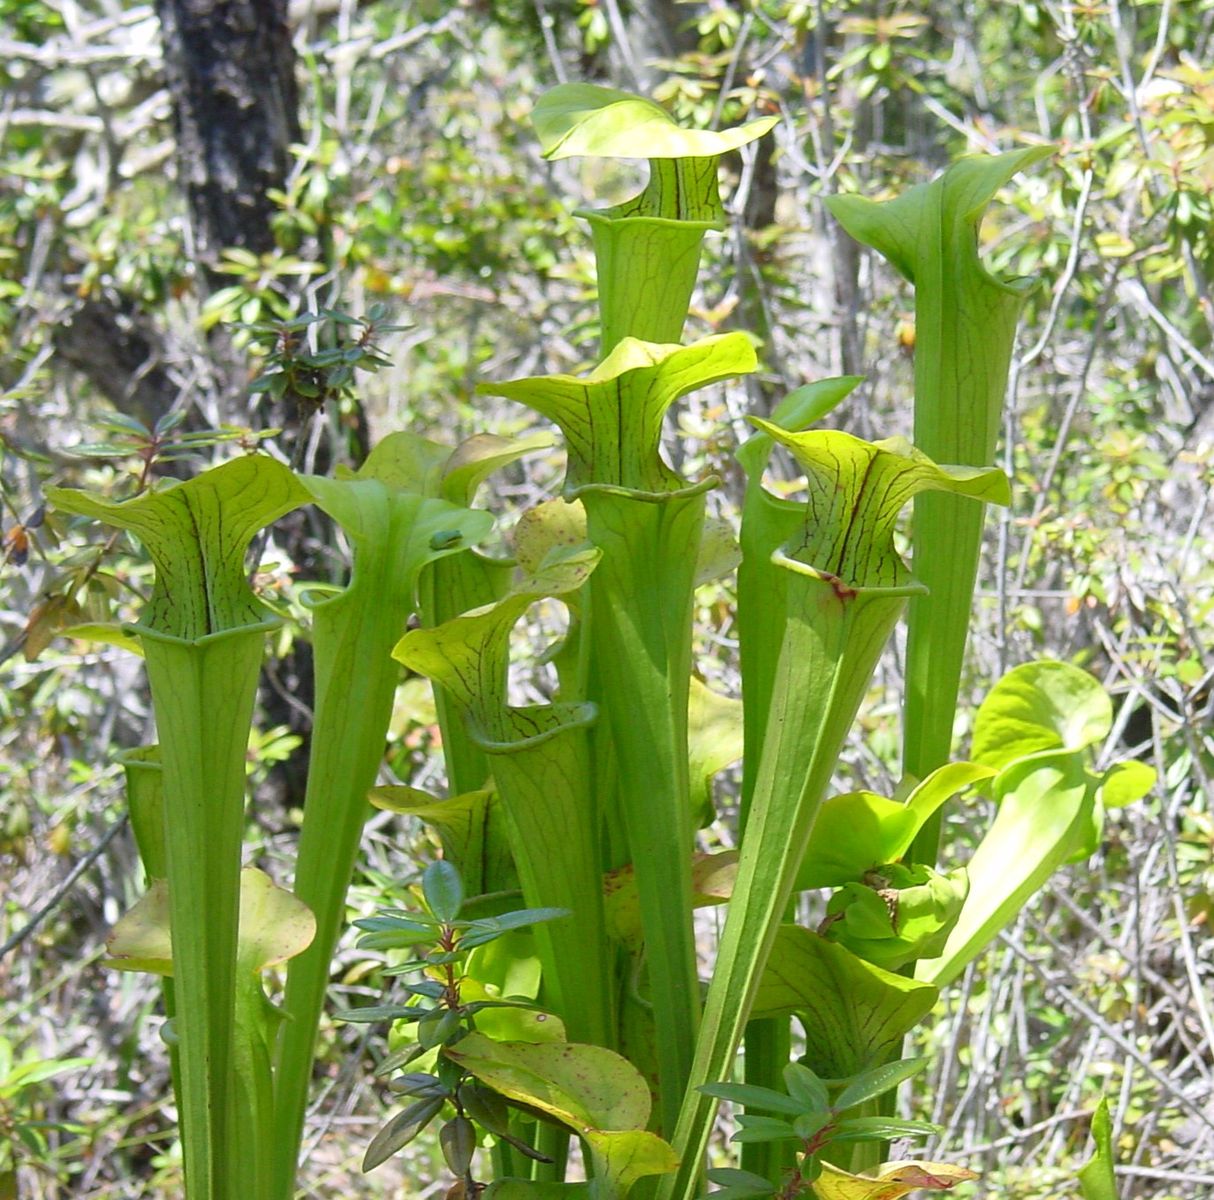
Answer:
[744, 136, 779, 233]
[53, 298, 177, 428]
[153, 1, 317, 811]
[154, 0, 300, 264]
[637, 0, 700, 58]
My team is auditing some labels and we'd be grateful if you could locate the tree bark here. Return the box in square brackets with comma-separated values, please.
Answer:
[153, 1, 315, 810]
[53, 297, 177, 428]
[154, 0, 300, 265]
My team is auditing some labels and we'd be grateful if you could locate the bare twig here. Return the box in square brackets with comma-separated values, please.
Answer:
[0, 814, 129, 961]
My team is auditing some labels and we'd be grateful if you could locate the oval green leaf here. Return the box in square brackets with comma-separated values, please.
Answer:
[971, 661, 1113, 770]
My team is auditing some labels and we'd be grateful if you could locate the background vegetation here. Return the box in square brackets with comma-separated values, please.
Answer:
[1, 0, 1211, 1197]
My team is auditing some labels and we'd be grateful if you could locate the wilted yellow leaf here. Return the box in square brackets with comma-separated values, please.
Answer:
[811, 1159, 979, 1200]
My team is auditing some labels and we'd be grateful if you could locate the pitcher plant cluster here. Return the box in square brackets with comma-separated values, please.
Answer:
[48, 85, 1151, 1200]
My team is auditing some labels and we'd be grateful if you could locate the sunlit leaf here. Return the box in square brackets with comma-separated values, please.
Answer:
[971, 660, 1113, 770]
[532, 83, 776, 161]
[797, 763, 994, 889]
[1097, 760, 1156, 809]
[919, 751, 1096, 987]
[688, 679, 744, 826]
[822, 864, 969, 970]
[447, 1032, 650, 1132]
[481, 334, 757, 498]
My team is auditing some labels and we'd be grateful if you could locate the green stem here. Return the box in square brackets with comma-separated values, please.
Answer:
[143, 624, 272, 1200]
[474, 706, 615, 1049]
[274, 479, 491, 1198]
[231, 975, 278, 1200]
[740, 1021, 794, 1184]
[395, 559, 614, 1051]
[660, 573, 916, 1200]
[419, 551, 514, 809]
[530, 1124, 571, 1184]
[271, 599, 403, 1196]
[116, 746, 181, 1103]
[582, 489, 705, 1135]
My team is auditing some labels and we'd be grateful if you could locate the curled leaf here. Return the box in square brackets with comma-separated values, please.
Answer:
[533, 83, 775, 162]
[688, 678, 744, 825]
[918, 751, 1094, 987]
[481, 334, 756, 498]
[797, 762, 995, 889]
[513, 499, 588, 576]
[821, 864, 969, 971]
[441, 431, 556, 507]
[749, 422, 1010, 590]
[48, 455, 307, 640]
[604, 851, 737, 948]
[810, 1159, 979, 1200]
